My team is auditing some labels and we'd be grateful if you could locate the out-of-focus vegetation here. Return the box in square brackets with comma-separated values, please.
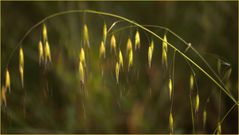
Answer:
[1, 1, 238, 134]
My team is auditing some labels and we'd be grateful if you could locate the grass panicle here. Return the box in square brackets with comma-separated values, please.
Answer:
[190, 74, 194, 91]
[83, 24, 90, 48]
[5, 69, 11, 93]
[128, 49, 133, 71]
[126, 37, 132, 55]
[162, 34, 168, 68]
[169, 112, 174, 133]
[43, 24, 48, 42]
[115, 62, 120, 84]
[44, 41, 52, 64]
[103, 23, 107, 43]
[38, 40, 44, 65]
[79, 61, 84, 84]
[80, 48, 86, 67]
[169, 78, 172, 100]
[119, 50, 124, 69]
[110, 34, 116, 54]
[148, 40, 154, 68]
[195, 93, 200, 113]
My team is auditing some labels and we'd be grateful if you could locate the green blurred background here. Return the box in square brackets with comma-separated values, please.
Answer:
[1, 1, 238, 134]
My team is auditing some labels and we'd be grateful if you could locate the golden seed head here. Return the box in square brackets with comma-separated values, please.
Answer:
[19, 66, 24, 88]
[190, 74, 194, 90]
[103, 23, 107, 42]
[115, 62, 120, 83]
[83, 24, 89, 47]
[1, 86, 7, 106]
[5, 69, 10, 92]
[43, 24, 48, 42]
[99, 41, 106, 59]
[19, 47, 24, 68]
[135, 31, 140, 50]
[148, 45, 153, 68]
[126, 38, 132, 54]
[169, 79, 173, 100]
[119, 50, 123, 68]
[163, 34, 168, 52]
[38, 40, 44, 64]
[195, 94, 200, 113]
[128, 49, 133, 71]
[203, 109, 207, 127]
[110, 35, 116, 53]
[45, 41, 51, 63]
[169, 112, 174, 133]
[79, 61, 84, 84]
[79, 48, 85, 66]
[217, 122, 221, 135]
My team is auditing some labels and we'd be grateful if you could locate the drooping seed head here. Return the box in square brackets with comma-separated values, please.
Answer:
[99, 41, 106, 59]
[162, 34, 168, 68]
[115, 62, 120, 84]
[110, 35, 116, 53]
[38, 40, 44, 65]
[217, 122, 221, 135]
[1, 86, 7, 107]
[169, 112, 174, 133]
[79, 61, 84, 84]
[83, 24, 90, 47]
[19, 47, 24, 87]
[43, 24, 48, 42]
[190, 74, 194, 91]
[148, 41, 154, 68]
[203, 109, 207, 128]
[135, 31, 140, 50]
[163, 34, 168, 52]
[103, 23, 107, 42]
[128, 49, 133, 71]
[195, 94, 200, 113]
[119, 50, 123, 68]
[44, 41, 51, 63]
[169, 78, 173, 100]
[5, 69, 10, 92]
[126, 37, 132, 55]
[79, 48, 85, 66]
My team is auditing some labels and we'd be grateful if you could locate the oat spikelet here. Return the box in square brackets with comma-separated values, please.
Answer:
[126, 38, 132, 55]
[128, 49, 133, 71]
[19, 47, 24, 87]
[79, 61, 84, 84]
[45, 41, 51, 63]
[38, 41, 44, 65]
[110, 35, 116, 54]
[1, 86, 7, 107]
[148, 41, 154, 68]
[203, 109, 207, 128]
[43, 24, 48, 42]
[5, 69, 10, 92]
[115, 62, 120, 84]
[99, 41, 106, 59]
[80, 48, 86, 67]
[195, 94, 200, 113]
[103, 23, 107, 42]
[169, 112, 174, 133]
[217, 122, 221, 135]
[135, 31, 140, 50]
[119, 50, 123, 68]
[83, 24, 90, 47]
[169, 78, 172, 100]
[190, 74, 194, 91]
[162, 34, 168, 67]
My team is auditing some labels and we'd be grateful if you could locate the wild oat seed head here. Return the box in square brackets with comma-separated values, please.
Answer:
[128, 49, 133, 71]
[135, 31, 140, 50]
[83, 24, 90, 47]
[99, 41, 106, 59]
[110, 35, 116, 53]
[19, 47, 24, 67]
[195, 94, 200, 113]
[115, 62, 120, 83]
[80, 48, 85, 66]
[163, 34, 168, 52]
[79, 61, 84, 84]
[119, 50, 123, 68]
[5, 69, 10, 92]
[169, 112, 174, 133]
[38, 40, 44, 64]
[103, 23, 107, 42]
[148, 45, 153, 68]
[169, 79, 173, 100]
[43, 24, 48, 42]
[19, 66, 24, 88]
[126, 38, 132, 55]
[190, 74, 194, 91]
[45, 41, 51, 63]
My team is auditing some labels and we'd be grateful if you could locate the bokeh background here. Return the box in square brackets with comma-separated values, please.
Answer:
[1, 1, 238, 134]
